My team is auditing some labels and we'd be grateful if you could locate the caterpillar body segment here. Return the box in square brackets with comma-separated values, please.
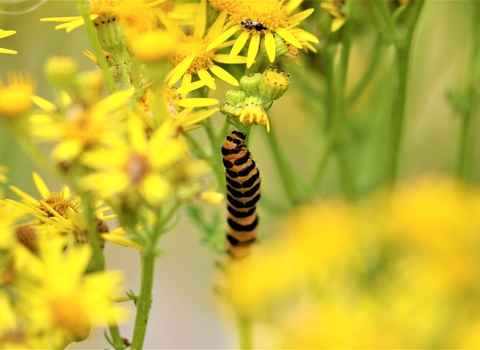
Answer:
[222, 131, 260, 259]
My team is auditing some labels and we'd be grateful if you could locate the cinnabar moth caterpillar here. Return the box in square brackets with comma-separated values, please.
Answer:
[222, 131, 260, 259]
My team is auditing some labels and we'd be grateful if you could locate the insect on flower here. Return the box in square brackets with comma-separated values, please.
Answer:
[240, 19, 268, 31]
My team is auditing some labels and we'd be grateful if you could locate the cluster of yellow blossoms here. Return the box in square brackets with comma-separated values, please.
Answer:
[0, 0, 319, 347]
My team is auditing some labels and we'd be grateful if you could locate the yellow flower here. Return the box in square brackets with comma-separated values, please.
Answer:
[80, 119, 181, 206]
[0, 29, 17, 54]
[39, 14, 99, 33]
[29, 89, 134, 163]
[6, 172, 110, 247]
[13, 236, 128, 348]
[321, 0, 346, 32]
[206, 0, 318, 67]
[159, 0, 247, 90]
[0, 72, 35, 119]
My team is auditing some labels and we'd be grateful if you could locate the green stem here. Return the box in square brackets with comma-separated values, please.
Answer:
[457, 109, 473, 179]
[387, 1, 424, 185]
[74, 0, 117, 94]
[265, 126, 300, 206]
[236, 311, 253, 350]
[346, 42, 381, 106]
[82, 192, 105, 272]
[328, 0, 356, 198]
[457, 2, 480, 180]
[108, 324, 127, 350]
[130, 243, 156, 349]
[202, 118, 226, 189]
[308, 132, 334, 193]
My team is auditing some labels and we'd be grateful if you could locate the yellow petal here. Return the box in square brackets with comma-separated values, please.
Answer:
[31, 95, 57, 112]
[52, 139, 84, 162]
[101, 233, 144, 250]
[0, 30, 16, 38]
[206, 26, 238, 52]
[289, 8, 315, 24]
[32, 172, 50, 198]
[139, 174, 171, 205]
[286, 0, 303, 13]
[194, 0, 207, 38]
[181, 73, 192, 99]
[264, 32, 276, 63]
[332, 18, 346, 32]
[276, 27, 302, 48]
[0, 48, 17, 55]
[156, 9, 184, 37]
[230, 30, 250, 58]
[293, 29, 320, 44]
[54, 18, 84, 32]
[94, 88, 134, 115]
[320, 3, 336, 10]
[178, 108, 219, 126]
[214, 54, 247, 64]
[9, 185, 38, 204]
[210, 65, 239, 86]
[206, 10, 228, 39]
[175, 78, 211, 95]
[167, 54, 195, 85]
[247, 33, 261, 68]
[177, 98, 219, 108]
[197, 69, 216, 90]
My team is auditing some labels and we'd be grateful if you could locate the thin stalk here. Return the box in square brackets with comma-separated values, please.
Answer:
[82, 192, 105, 272]
[329, 0, 356, 198]
[457, 109, 473, 179]
[130, 243, 156, 349]
[308, 131, 334, 193]
[457, 2, 480, 179]
[386, 45, 410, 185]
[108, 324, 127, 350]
[202, 118, 226, 189]
[236, 311, 253, 350]
[74, 0, 117, 93]
[346, 43, 381, 106]
[265, 126, 300, 206]
[386, 0, 424, 185]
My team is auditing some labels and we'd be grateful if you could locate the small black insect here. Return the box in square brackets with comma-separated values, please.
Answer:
[241, 19, 268, 31]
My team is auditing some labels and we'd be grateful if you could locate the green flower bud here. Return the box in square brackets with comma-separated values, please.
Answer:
[259, 66, 291, 102]
[73, 71, 104, 105]
[44, 55, 78, 88]
[226, 89, 247, 105]
[239, 73, 262, 96]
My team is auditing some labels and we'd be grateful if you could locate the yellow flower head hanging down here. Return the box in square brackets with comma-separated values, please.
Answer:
[159, 0, 247, 90]
[0, 29, 17, 55]
[207, 0, 318, 67]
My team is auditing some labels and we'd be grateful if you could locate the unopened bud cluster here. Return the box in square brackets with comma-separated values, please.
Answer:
[220, 66, 291, 132]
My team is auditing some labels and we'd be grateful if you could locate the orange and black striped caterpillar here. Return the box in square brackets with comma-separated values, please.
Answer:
[221, 131, 260, 259]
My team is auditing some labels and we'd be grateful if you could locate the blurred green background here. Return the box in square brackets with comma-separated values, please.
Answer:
[1, 0, 479, 348]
